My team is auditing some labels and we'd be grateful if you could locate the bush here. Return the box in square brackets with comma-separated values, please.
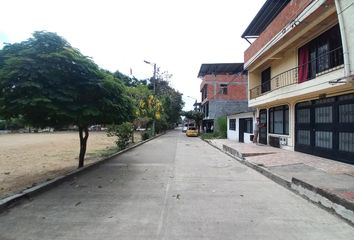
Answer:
[216, 116, 227, 138]
[200, 132, 220, 140]
[142, 131, 150, 141]
[107, 122, 134, 150]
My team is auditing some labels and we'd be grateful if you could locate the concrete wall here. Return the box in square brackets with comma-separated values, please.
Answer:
[227, 112, 256, 144]
[208, 100, 249, 120]
[336, 0, 354, 77]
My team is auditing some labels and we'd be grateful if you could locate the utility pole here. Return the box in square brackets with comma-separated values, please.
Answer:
[144, 60, 157, 136]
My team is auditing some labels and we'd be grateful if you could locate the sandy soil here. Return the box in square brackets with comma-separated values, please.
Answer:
[0, 131, 141, 199]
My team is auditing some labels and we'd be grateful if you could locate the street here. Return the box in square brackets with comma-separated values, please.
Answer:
[0, 130, 353, 239]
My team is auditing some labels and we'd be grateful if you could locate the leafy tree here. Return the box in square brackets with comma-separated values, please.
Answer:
[113, 70, 146, 87]
[0, 31, 133, 168]
[183, 110, 204, 134]
[149, 69, 184, 129]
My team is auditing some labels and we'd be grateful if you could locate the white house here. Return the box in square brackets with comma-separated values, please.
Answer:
[227, 110, 256, 143]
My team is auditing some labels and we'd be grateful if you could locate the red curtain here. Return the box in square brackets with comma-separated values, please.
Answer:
[298, 45, 309, 83]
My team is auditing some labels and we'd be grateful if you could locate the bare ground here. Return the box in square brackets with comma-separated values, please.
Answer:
[0, 131, 142, 199]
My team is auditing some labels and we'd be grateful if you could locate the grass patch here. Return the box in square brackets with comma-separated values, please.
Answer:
[200, 132, 223, 140]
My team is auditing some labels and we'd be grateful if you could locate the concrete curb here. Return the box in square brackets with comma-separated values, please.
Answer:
[0, 132, 166, 213]
[204, 139, 354, 225]
[291, 178, 354, 224]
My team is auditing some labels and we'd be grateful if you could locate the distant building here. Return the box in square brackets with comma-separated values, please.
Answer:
[197, 63, 248, 132]
[242, 0, 354, 164]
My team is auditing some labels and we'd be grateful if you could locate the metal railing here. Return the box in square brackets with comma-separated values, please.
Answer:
[249, 47, 344, 99]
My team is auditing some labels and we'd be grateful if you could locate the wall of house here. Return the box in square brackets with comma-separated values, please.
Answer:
[227, 112, 255, 143]
[245, 0, 323, 64]
[249, 68, 352, 107]
[247, 2, 348, 107]
[255, 89, 354, 152]
[336, 0, 354, 77]
[200, 73, 248, 102]
[208, 100, 249, 120]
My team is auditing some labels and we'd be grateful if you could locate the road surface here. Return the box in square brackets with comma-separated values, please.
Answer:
[1, 130, 353, 239]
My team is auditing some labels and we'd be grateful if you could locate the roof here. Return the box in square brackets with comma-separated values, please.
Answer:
[241, 0, 290, 39]
[197, 63, 245, 78]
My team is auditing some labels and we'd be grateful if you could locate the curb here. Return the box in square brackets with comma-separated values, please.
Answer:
[291, 178, 354, 225]
[0, 132, 166, 213]
[204, 139, 354, 225]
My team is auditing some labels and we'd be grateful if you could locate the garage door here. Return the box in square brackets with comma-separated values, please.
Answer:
[295, 93, 354, 164]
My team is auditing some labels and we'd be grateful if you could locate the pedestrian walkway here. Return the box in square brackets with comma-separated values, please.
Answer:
[208, 138, 354, 224]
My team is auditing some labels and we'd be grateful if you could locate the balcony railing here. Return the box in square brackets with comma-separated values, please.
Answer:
[249, 47, 344, 100]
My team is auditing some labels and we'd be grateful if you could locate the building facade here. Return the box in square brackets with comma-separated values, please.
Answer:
[227, 111, 256, 143]
[243, 0, 354, 164]
[197, 63, 249, 132]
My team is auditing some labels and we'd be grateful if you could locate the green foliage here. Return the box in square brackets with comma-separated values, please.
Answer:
[113, 70, 146, 87]
[200, 132, 221, 140]
[142, 131, 150, 141]
[107, 122, 134, 150]
[0, 117, 26, 130]
[0, 31, 133, 129]
[215, 116, 227, 138]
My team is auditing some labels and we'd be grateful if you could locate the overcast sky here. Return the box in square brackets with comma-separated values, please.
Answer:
[0, 0, 265, 110]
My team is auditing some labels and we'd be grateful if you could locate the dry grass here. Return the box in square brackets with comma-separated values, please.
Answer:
[0, 131, 142, 198]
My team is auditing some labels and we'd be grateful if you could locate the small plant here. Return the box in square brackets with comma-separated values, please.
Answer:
[216, 116, 227, 138]
[200, 132, 220, 140]
[142, 131, 150, 140]
[107, 122, 134, 150]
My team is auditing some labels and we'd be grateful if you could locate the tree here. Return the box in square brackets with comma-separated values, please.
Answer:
[0, 31, 133, 168]
[149, 69, 184, 129]
[183, 110, 204, 134]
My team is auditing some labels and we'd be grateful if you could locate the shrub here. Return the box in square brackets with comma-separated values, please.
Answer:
[216, 116, 227, 138]
[142, 131, 150, 140]
[107, 122, 134, 150]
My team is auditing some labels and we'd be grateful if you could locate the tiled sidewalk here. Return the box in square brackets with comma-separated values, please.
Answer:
[208, 138, 354, 224]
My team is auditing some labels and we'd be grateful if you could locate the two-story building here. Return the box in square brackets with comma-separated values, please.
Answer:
[198, 63, 248, 132]
[243, 0, 354, 164]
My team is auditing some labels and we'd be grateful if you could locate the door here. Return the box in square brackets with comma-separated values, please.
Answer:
[295, 93, 354, 164]
[259, 109, 267, 144]
[239, 119, 245, 143]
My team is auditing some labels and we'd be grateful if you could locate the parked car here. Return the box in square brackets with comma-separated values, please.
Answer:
[186, 127, 198, 137]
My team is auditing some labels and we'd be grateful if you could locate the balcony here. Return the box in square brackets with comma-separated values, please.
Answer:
[249, 47, 344, 100]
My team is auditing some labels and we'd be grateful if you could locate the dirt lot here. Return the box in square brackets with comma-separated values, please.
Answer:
[0, 131, 141, 199]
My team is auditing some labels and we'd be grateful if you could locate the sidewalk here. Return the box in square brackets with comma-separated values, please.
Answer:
[207, 138, 354, 225]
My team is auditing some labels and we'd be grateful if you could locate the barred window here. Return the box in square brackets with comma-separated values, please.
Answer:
[229, 119, 236, 130]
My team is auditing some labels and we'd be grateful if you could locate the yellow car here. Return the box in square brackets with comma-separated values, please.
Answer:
[186, 127, 198, 137]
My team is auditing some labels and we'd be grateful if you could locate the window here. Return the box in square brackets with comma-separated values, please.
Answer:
[220, 84, 228, 95]
[298, 24, 343, 82]
[261, 68, 271, 93]
[203, 102, 209, 118]
[245, 118, 253, 133]
[201, 84, 208, 101]
[269, 105, 289, 135]
[229, 119, 236, 130]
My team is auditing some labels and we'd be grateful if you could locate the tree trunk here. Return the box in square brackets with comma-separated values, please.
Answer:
[78, 126, 89, 168]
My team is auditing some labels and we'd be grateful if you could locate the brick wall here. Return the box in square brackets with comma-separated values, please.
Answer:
[244, 0, 315, 63]
[200, 73, 248, 102]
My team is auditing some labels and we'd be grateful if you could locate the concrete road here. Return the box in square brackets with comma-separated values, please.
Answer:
[1, 130, 353, 239]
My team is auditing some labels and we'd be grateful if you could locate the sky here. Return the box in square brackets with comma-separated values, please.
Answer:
[0, 0, 266, 110]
